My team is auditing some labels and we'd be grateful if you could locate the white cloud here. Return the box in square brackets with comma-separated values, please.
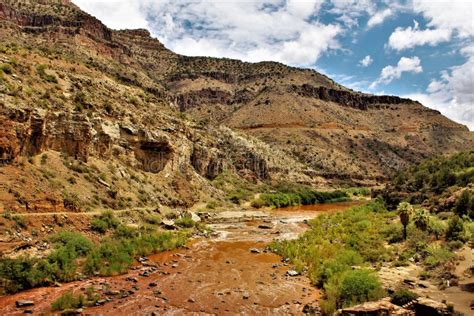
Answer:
[359, 55, 373, 67]
[402, 48, 474, 130]
[72, 0, 148, 29]
[329, 0, 377, 28]
[370, 56, 422, 88]
[367, 8, 393, 28]
[141, 1, 341, 67]
[412, 0, 474, 38]
[388, 20, 452, 51]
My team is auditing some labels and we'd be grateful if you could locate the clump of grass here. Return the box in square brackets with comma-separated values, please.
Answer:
[175, 217, 195, 228]
[36, 64, 58, 83]
[51, 291, 85, 311]
[91, 210, 120, 233]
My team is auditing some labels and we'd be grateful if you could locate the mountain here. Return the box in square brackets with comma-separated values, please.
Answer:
[0, 0, 472, 212]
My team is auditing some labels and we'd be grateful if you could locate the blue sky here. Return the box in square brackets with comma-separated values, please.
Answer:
[72, 0, 473, 130]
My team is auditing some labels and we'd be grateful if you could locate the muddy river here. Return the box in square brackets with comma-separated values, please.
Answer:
[0, 201, 362, 315]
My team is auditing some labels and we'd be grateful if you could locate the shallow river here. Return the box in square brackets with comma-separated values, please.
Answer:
[0, 201, 363, 315]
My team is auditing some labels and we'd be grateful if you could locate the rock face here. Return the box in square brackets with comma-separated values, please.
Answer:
[289, 84, 415, 110]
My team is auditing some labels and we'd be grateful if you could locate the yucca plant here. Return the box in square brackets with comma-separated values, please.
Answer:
[397, 202, 414, 240]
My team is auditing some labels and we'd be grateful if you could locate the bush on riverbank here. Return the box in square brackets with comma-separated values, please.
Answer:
[0, 230, 187, 294]
[270, 200, 393, 313]
[253, 188, 349, 208]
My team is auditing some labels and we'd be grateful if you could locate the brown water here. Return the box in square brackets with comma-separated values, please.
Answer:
[0, 201, 362, 315]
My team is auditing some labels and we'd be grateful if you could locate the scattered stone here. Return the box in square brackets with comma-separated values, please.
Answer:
[188, 298, 196, 303]
[303, 302, 321, 314]
[286, 270, 299, 277]
[258, 224, 273, 229]
[162, 219, 176, 229]
[250, 248, 261, 253]
[126, 277, 138, 283]
[105, 290, 120, 295]
[149, 282, 158, 287]
[15, 300, 34, 308]
[96, 299, 107, 306]
[172, 264, 178, 268]
[243, 292, 250, 299]
[138, 257, 148, 263]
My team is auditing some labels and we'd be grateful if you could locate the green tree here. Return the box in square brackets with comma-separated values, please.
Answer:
[413, 208, 429, 231]
[446, 216, 464, 241]
[455, 190, 472, 218]
[397, 202, 413, 240]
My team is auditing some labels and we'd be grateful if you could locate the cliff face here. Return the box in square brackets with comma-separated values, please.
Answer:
[0, 0, 472, 212]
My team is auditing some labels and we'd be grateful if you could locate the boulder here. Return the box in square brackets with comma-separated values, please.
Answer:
[286, 270, 299, 277]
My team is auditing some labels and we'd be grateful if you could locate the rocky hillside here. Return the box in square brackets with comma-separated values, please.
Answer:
[0, 0, 472, 213]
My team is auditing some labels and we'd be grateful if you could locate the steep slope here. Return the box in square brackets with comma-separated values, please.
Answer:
[0, 0, 472, 215]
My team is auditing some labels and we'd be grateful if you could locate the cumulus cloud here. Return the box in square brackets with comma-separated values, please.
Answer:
[412, 0, 474, 38]
[403, 48, 474, 130]
[145, 1, 345, 66]
[359, 55, 373, 67]
[72, 0, 148, 29]
[388, 20, 452, 51]
[367, 8, 393, 28]
[370, 56, 422, 88]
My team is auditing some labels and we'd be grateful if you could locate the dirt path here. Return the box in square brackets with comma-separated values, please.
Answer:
[0, 202, 361, 315]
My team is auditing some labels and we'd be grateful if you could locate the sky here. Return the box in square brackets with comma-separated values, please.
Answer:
[72, 0, 474, 130]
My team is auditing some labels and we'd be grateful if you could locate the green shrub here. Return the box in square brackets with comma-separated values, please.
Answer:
[0, 63, 12, 74]
[446, 216, 465, 241]
[144, 214, 161, 225]
[91, 211, 120, 233]
[424, 245, 455, 268]
[36, 64, 58, 83]
[250, 198, 266, 208]
[391, 288, 418, 305]
[175, 217, 195, 228]
[114, 225, 139, 238]
[49, 231, 93, 256]
[455, 190, 473, 218]
[428, 217, 447, 240]
[0, 257, 53, 293]
[51, 291, 85, 311]
[338, 269, 383, 306]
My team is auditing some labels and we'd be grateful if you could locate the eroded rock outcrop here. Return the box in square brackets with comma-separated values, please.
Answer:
[290, 84, 415, 110]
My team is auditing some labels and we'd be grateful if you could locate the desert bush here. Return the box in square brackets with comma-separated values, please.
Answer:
[423, 245, 455, 268]
[49, 231, 93, 256]
[91, 211, 120, 233]
[455, 190, 473, 218]
[36, 64, 58, 83]
[391, 288, 418, 305]
[51, 291, 85, 311]
[446, 216, 465, 241]
[428, 217, 447, 240]
[175, 217, 195, 228]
